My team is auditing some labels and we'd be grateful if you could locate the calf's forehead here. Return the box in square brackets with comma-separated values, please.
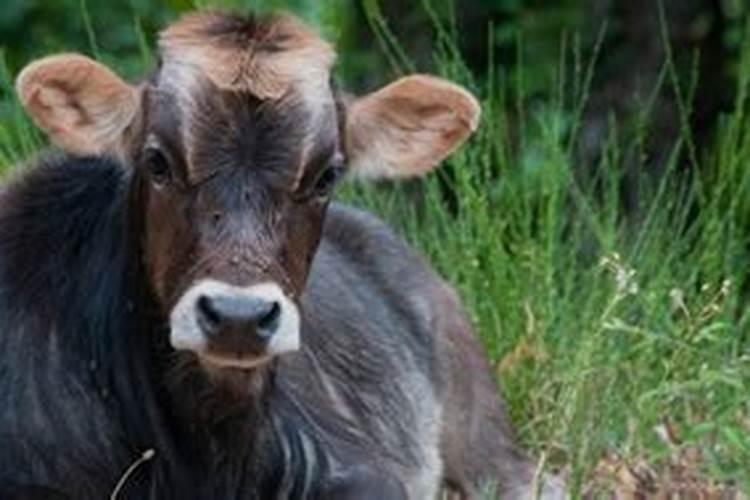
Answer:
[158, 11, 335, 99]
[149, 11, 338, 184]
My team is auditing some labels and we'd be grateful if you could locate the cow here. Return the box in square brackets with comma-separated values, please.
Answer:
[0, 10, 565, 500]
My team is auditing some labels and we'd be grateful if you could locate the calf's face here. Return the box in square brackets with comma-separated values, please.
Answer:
[15, 11, 480, 374]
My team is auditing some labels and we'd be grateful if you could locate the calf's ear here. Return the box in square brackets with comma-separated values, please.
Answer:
[344, 75, 480, 179]
[16, 53, 138, 156]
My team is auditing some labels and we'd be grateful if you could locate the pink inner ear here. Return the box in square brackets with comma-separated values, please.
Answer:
[16, 54, 139, 156]
[345, 75, 481, 180]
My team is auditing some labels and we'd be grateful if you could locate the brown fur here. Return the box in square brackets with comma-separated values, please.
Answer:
[159, 11, 335, 100]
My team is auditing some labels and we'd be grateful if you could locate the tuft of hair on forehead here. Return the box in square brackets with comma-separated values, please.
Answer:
[159, 11, 336, 100]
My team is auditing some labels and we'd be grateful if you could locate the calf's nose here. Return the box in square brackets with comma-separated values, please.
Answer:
[196, 293, 281, 341]
[169, 280, 301, 361]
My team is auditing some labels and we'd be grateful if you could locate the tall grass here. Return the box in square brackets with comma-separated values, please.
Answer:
[0, 0, 748, 495]
[344, 3, 750, 494]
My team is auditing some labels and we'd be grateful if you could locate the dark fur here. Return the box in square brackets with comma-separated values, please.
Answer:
[0, 154, 535, 499]
[1, 11, 551, 500]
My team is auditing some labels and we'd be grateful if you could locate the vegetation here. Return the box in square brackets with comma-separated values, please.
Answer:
[1, 0, 749, 496]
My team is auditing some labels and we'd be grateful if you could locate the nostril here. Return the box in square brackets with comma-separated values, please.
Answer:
[196, 295, 222, 333]
[210, 211, 222, 227]
[257, 301, 281, 336]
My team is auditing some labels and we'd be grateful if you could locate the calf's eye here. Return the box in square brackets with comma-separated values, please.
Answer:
[313, 161, 345, 198]
[144, 148, 172, 186]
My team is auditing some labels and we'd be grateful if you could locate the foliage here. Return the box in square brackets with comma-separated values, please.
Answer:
[342, 2, 750, 492]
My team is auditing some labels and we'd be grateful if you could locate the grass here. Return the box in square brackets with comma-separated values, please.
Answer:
[1, 1, 749, 497]
[342, 3, 750, 495]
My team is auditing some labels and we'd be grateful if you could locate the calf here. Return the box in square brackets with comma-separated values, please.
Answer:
[0, 10, 564, 500]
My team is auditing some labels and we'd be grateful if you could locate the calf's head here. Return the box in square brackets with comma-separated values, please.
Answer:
[15, 11, 480, 373]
